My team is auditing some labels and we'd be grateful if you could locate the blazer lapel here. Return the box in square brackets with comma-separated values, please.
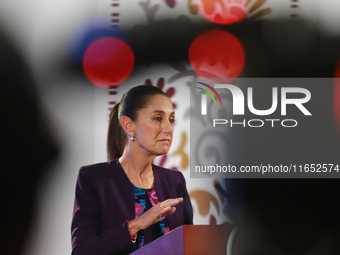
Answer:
[109, 160, 135, 222]
[153, 165, 178, 230]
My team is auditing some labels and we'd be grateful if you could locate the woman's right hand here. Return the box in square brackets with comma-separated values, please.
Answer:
[128, 197, 183, 235]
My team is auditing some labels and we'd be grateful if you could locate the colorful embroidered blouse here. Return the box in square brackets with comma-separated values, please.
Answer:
[132, 186, 170, 251]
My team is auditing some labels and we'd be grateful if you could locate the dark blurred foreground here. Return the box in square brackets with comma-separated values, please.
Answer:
[0, 30, 58, 255]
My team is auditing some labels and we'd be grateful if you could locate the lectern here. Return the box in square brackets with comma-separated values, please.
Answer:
[131, 224, 233, 255]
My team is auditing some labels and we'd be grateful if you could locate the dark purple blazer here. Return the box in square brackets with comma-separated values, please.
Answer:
[71, 159, 193, 255]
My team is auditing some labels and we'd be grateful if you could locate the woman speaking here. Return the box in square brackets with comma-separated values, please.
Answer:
[71, 85, 193, 255]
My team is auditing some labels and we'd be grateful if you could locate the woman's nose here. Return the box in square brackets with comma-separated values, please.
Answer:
[163, 119, 174, 133]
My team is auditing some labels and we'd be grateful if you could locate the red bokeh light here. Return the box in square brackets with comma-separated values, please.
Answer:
[189, 29, 245, 83]
[83, 37, 134, 88]
[194, 0, 248, 24]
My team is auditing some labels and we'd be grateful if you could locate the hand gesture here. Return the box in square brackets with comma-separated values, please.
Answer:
[128, 198, 183, 235]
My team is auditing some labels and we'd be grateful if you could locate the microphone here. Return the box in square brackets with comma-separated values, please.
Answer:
[215, 183, 228, 198]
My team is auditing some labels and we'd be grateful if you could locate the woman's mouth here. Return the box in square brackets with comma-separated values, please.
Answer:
[159, 139, 170, 142]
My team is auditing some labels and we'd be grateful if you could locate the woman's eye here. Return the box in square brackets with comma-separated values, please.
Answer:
[155, 117, 162, 121]
[170, 119, 175, 124]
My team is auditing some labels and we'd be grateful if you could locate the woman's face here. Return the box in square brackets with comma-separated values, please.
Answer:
[133, 94, 175, 156]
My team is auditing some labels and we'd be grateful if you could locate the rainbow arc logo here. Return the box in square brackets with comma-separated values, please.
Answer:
[196, 82, 222, 115]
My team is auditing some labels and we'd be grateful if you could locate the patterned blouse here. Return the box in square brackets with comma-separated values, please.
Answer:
[132, 186, 170, 251]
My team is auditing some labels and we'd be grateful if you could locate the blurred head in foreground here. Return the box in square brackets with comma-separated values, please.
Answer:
[0, 30, 58, 255]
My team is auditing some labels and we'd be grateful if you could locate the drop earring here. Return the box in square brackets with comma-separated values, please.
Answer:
[131, 133, 135, 141]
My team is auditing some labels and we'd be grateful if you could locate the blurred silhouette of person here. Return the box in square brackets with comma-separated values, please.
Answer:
[0, 29, 58, 255]
[225, 20, 340, 255]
